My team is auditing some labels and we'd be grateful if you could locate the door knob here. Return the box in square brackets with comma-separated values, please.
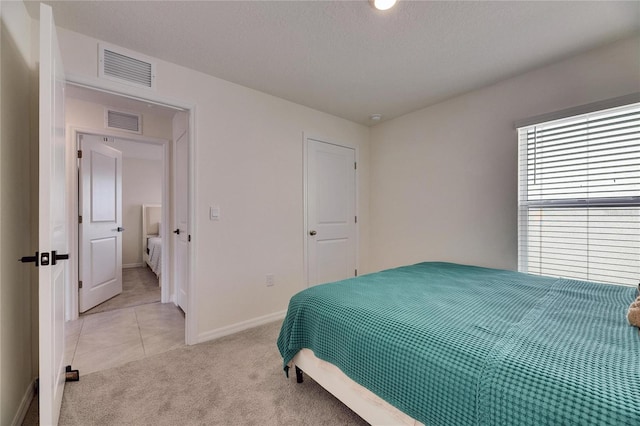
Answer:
[117, 227, 125, 232]
[173, 229, 180, 235]
[19, 252, 39, 266]
[309, 230, 317, 236]
[51, 250, 69, 266]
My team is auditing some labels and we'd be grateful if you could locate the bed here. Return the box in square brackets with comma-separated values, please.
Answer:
[277, 262, 640, 425]
[142, 204, 162, 277]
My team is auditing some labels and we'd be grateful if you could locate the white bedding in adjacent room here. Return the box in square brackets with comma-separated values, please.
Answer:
[142, 204, 162, 278]
[147, 236, 162, 276]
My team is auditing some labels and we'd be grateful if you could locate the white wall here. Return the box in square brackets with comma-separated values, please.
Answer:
[123, 157, 162, 266]
[369, 35, 640, 272]
[0, 2, 35, 424]
[56, 27, 371, 341]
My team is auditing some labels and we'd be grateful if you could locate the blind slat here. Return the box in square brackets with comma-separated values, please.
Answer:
[518, 102, 640, 286]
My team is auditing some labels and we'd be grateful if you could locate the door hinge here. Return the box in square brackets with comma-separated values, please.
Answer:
[78, 281, 83, 289]
[78, 215, 82, 224]
[77, 149, 83, 158]
[354, 162, 357, 170]
[355, 216, 357, 223]
[188, 235, 191, 242]
[355, 269, 358, 277]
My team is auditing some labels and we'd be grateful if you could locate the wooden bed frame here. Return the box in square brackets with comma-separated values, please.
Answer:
[292, 349, 423, 426]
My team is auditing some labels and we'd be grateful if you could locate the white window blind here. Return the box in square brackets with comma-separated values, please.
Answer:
[518, 102, 640, 286]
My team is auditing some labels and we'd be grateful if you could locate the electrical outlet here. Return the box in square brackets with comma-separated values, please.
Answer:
[266, 274, 275, 287]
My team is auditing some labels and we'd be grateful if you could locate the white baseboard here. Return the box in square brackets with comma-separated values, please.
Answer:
[11, 380, 35, 426]
[196, 310, 287, 344]
[123, 263, 143, 269]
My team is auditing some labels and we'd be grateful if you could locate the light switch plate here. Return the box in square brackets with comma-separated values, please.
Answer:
[210, 206, 220, 221]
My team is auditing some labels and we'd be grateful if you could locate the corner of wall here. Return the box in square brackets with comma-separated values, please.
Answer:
[0, 1, 37, 424]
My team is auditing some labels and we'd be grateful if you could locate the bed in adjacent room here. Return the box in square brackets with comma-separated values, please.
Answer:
[277, 262, 640, 425]
[142, 204, 162, 278]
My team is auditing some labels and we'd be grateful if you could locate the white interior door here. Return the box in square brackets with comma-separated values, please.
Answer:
[173, 112, 189, 311]
[79, 134, 123, 312]
[306, 138, 357, 286]
[39, 4, 68, 424]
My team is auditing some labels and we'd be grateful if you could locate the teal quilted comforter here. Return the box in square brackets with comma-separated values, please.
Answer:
[277, 262, 640, 425]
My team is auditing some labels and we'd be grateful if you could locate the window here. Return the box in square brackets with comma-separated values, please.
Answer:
[518, 102, 640, 286]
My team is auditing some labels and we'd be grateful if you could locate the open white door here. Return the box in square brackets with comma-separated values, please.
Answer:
[173, 112, 189, 311]
[39, 4, 68, 424]
[306, 138, 357, 286]
[78, 134, 123, 312]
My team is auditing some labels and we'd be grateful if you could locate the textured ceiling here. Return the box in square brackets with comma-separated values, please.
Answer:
[25, 1, 640, 125]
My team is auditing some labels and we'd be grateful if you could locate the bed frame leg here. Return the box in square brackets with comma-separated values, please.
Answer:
[295, 366, 304, 383]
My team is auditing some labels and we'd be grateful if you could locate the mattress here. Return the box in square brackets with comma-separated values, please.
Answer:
[146, 236, 162, 276]
[277, 262, 640, 425]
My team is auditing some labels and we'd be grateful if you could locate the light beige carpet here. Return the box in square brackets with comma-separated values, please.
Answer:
[54, 320, 367, 425]
[82, 267, 160, 315]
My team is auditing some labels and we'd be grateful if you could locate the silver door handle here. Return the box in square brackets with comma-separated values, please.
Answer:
[309, 230, 317, 236]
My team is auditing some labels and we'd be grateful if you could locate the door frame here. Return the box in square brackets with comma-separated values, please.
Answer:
[63, 76, 198, 345]
[71, 128, 170, 315]
[172, 112, 189, 312]
[302, 133, 359, 287]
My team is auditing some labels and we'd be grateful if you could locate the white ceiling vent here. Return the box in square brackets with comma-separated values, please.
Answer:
[99, 43, 156, 89]
[105, 109, 142, 134]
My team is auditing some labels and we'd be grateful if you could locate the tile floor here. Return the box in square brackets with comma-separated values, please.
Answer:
[65, 302, 185, 376]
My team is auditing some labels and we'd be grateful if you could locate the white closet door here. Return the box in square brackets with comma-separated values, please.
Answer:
[307, 139, 357, 286]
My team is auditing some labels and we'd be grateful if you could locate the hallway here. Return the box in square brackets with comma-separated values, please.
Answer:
[65, 302, 185, 376]
[82, 267, 161, 315]
[67, 266, 184, 375]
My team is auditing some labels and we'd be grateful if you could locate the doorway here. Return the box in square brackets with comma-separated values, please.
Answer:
[65, 84, 188, 313]
[77, 132, 165, 314]
[62, 83, 194, 370]
[77, 133, 124, 313]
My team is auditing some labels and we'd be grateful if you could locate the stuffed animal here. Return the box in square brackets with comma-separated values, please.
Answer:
[628, 296, 640, 328]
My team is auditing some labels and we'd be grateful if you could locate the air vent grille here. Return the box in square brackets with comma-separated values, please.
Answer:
[106, 109, 142, 134]
[99, 44, 155, 89]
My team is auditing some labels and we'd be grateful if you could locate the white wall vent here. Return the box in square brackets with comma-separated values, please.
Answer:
[105, 109, 142, 134]
[99, 43, 156, 89]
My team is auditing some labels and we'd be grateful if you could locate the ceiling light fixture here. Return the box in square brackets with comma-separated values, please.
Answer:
[370, 0, 397, 11]
[370, 114, 382, 122]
